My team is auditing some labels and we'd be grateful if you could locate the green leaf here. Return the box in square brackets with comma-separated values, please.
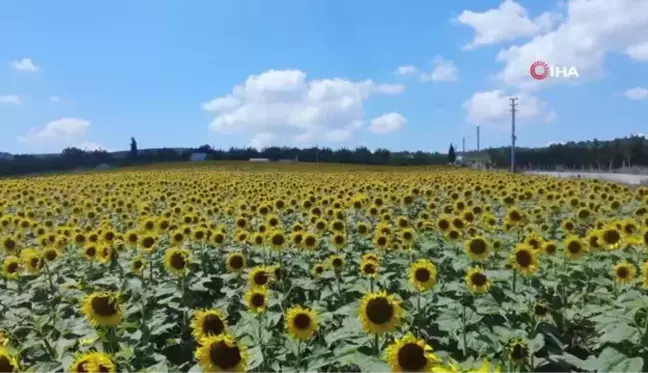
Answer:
[595, 347, 644, 373]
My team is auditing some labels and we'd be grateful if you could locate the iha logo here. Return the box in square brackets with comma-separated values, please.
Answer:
[529, 61, 580, 80]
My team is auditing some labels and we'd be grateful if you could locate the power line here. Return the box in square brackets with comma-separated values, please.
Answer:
[510, 97, 518, 172]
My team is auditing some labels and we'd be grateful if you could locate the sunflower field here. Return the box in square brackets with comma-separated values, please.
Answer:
[1, 164, 648, 373]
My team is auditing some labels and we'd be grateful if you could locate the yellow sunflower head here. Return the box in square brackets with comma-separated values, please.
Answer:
[285, 306, 318, 341]
[563, 235, 588, 259]
[464, 236, 491, 261]
[0, 347, 19, 373]
[69, 352, 116, 373]
[248, 266, 271, 288]
[244, 288, 269, 313]
[2, 256, 21, 280]
[195, 334, 249, 373]
[164, 247, 191, 277]
[509, 243, 538, 275]
[465, 266, 491, 294]
[131, 256, 146, 274]
[302, 233, 319, 250]
[81, 292, 123, 327]
[312, 263, 325, 278]
[191, 309, 228, 341]
[532, 302, 550, 320]
[385, 332, 442, 372]
[21, 249, 43, 275]
[328, 255, 345, 273]
[358, 291, 403, 335]
[226, 252, 246, 273]
[360, 259, 379, 278]
[613, 261, 636, 284]
[409, 259, 437, 291]
[507, 339, 529, 365]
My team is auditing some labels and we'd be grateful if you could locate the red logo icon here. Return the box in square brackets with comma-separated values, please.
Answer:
[530, 61, 549, 80]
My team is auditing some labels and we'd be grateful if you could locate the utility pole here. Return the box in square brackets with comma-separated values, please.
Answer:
[462, 136, 466, 165]
[510, 97, 518, 172]
[476, 125, 480, 152]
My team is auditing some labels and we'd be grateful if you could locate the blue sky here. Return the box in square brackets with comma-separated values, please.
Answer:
[1, 0, 647, 154]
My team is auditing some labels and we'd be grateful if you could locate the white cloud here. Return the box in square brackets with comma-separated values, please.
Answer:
[18, 118, 92, 152]
[624, 87, 648, 100]
[463, 89, 552, 127]
[10, 58, 39, 72]
[456, 0, 559, 49]
[495, 0, 648, 90]
[420, 57, 458, 82]
[626, 41, 648, 61]
[49, 96, 61, 102]
[369, 112, 406, 134]
[394, 65, 417, 75]
[203, 69, 404, 146]
[0, 95, 22, 105]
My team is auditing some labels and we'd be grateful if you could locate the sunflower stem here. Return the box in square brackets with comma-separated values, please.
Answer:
[643, 307, 648, 337]
[461, 302, 467, 358]
[296, 339, 302, 372]
[512, 269, 517, 293]
[374, 333, 380, 357]
[369, 277, 374, 293]
[335, 272, 342, 306]
[415, 290, 422, 338]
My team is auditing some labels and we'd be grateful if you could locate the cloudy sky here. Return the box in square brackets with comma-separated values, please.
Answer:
[1, 0, 647, 154]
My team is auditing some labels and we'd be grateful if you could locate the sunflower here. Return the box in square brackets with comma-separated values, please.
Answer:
[373, 234, 391, 251]
[445, 229, 462, 242]
[43, 247, 60, 262]
[81, 292, 123, 327]
[285, 306, 318, 341]
[509, 244, 538, 275]
[22, 249, 43, 275]
[131, 256, 146, 274]
[360, 259, 379, 278]
[0, 347, 19, 372]
[69, 352, 116, 373]
[244, 288, 268, 313]
[268, 230, 286, 250]
[191, 309, 228, 341]
[331, 233, 347, 249]
[2, 256, 20, 280]
[542, 241, 557, 255]
[226, 252, 246, 273]
[532, 302, 549, 320]
[409, 259, 437, 291]
[465, 266, 491, 294]
[358, 291, 404, 335]
[328, 255, 344, 273]
[385, 332, 441, 372]
[248, 266, 271, 288]
[302, 233, 319, 250]
[399, 228, 416, 245]
[435, 215, 451, 232]
[312, 263, 325, 278]
[467, 360, 501, 373]
[138, 234, 157, 253]
[464, 236, 491, 261]
[508, 339, 529, 365]
[563, 235, 588, 259]
[613, 261, 636, 284]
[195, 334, 249, 373]
[642, 261, 648, 289]
[164, 247, 191, 277]
[599, 225, 623, 250]
[362, 252, 380, 263]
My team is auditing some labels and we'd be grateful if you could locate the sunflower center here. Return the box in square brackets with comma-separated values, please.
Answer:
[510, 343, 527, 362]
[304, 236, 316, 246]
[365, 297, 394, 324]
[334, 235, 344, 244]
[30, 257, 41, 269]
[0, 355, 15, 373]
[97, 363, 112, 372]
[438, 220, 449, 230]
[567, 241, 582, 254]
[616, 266, 629, 279]
[603, 230, 620, 244]
[377, 236, 387, 246]
[170, 252, 187, 269]
[202, 314, 225, 336]
[364, 263, 376, 274]
[534, 304, 548, 316]
[229, 256, 244, 269]
[414, 268, 430, 282]
[134, 260, 143, 270]
[142, 237, 155, 248]
[254, 271, 269, 286]
[332, 258, 343, 267]
[209, 341, 242, 370]
[315, 266, 323, 274]
[251, 293, 265, 307]
[470, 272, 487, 286]
[91, 296, 118, 316]
[293, 313, 311, 330]
[7, 262, 19, 273]
[271, 234, 285, 246]
[45, 250, 57, 261]
[469, 239, 487, 254]
[86, 247, 97, 256]
[403, 232, 413, 240]
[449, 231, 459, 239]
[397, 343, 427, 371]
[515, 250, 532, 267]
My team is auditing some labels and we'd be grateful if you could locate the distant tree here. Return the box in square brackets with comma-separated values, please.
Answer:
[448, 144, 456, 163]
[130, 137, 138, 159]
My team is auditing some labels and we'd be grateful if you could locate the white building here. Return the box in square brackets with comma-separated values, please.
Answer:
[249, 158, 270, 162]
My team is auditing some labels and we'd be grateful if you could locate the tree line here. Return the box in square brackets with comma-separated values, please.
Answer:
[1, 134, 647, 177]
